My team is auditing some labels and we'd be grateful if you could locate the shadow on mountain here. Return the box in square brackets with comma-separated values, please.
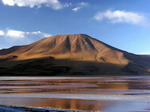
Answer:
[123, 53, 150, 75]
[0, 57, 135, 76]
[0, 46, 21, 55]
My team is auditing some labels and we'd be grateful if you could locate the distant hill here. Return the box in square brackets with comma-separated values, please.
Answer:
[0, 34, 150, 76]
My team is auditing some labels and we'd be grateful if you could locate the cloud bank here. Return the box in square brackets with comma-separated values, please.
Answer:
[1, 0, 68, 10]
[6, 30, 25, 38]
[94, 10, 148, 25]
[0, 29, 52, 49]
[0, 30, 5, 36]
[0, 29, 51, 38]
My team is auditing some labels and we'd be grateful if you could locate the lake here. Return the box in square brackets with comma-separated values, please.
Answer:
[0, 76, 150, 112]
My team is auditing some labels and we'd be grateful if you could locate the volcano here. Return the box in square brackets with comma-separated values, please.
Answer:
[0, 34, 150, 76]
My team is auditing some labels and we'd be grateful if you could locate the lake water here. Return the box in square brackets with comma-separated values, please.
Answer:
[0, 76, 150, 112]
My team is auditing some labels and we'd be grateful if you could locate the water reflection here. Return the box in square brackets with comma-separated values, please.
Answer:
[0, 77, 150, 95]
[0, 76, 150, 111]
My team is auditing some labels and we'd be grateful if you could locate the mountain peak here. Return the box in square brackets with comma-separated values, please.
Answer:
[0, 34, 129, 64]
[50, 34, 89, 38]
[47, 34, 92, 40]
[1, 34, 150, 75]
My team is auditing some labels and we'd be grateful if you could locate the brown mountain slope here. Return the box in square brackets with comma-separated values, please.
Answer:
[0, 34, 150, 76]
[0, 34, 128, 64]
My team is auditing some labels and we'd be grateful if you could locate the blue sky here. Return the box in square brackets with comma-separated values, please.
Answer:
[0, 0, 150, 54]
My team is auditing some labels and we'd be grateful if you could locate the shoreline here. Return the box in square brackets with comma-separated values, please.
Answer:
[0, 105, 87, 112]
[0, 76, 149, 80]
[0, 93, 150, 101]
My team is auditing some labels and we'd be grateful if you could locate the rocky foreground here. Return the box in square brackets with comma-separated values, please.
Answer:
[0, 105, 87, 112]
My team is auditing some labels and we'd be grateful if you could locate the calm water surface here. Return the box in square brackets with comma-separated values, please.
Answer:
[0, 76, 150, 112]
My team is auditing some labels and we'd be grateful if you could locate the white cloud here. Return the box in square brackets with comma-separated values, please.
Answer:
[79, 2, 89, 7]
[64, 3, 72, 8]
[26, 31, 51, 37]
[6, 30, 25, 38]
[72, 2, 89, 12]
[1, 0, 67, 10]
[72, 7, 81, 12]
[2, 0, 14, 6]
[42, 33, 52, 37]
[0, 30, 5, 36]
[0, 29, 52, 49]
[0, 29, 51, 38]
[94, 10, 148, 25]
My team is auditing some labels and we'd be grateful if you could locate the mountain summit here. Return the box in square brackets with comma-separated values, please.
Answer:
[0, 34, 128, 64]
[0, 34, 150, 75]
